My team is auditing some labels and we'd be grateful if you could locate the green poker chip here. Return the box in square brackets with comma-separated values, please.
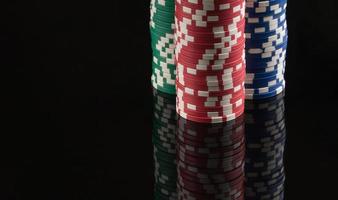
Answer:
[150, 0, 176, 94]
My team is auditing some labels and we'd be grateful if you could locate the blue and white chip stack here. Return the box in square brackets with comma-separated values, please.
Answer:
[244, 0, 288, 99]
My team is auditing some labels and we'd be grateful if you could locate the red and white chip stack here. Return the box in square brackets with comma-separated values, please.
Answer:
[175, 0, 246, 123]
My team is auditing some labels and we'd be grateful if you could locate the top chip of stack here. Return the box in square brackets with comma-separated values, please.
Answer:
[244, 92, 286, 199]
[244, 0, 288, 99]
[175, 0, 247, 123]
[150, 0, 176, 94]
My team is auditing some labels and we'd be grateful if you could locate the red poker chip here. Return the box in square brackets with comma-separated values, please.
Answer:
[176, 40, 244, 57]
[176, 74, 245, 92]
[177, 67, 245, 86]
[176, 85, 245, 103]
[177, 95, 244, 115]
[177, 60, 245, 77]
[174, 16, 245, 32]
[178, 188, 244, 200]
[175, 40, 245, 55]
[177, 179, 243, 196]
[175, 29, 245, 45]
[175, 54, 245, 72]
[176, 0, 245, 12]
[176, 47, 245, 64]
[176, 86, 245, 104]
[176, 78, 244, 94]
[176, 106, 245, 123]
[177, 160, 245, 178]
[174, 18, 245, 34]
[175, 40, 244, 53]
[175, 12, 245, 28]
[177, 68, 245, 85]
[175, 37, 245, 53]
[177, 71, 245, 89]
[175, 22, 245, 38]
[177, 173, 244, 194]
[178, 190, 243, 200]
[176, 47, 245, 65]
[175, 0, 246, 123]
[177, 181, 244, 200]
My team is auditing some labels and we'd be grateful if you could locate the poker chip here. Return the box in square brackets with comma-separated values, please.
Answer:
[245, 0, 288, 99]
[150, 0, 176, 94]
[152, 89, 178, 199]
[244, 92, 286, 200]
[175, 0, 246, 123]
[177, 116, 245, 200]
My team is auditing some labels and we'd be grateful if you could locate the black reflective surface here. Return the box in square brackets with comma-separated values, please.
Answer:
[152, 90, 286, 200]
[2, 1, 338, 199]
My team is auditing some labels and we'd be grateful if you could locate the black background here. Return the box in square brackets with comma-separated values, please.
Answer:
[1, 0, 338, 199]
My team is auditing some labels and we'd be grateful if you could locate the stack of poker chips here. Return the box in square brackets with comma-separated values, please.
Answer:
[244, 92, 286, 199]
[175, 0, 247, 123]
[150, 0, 176, 95]
[176, 116, 246, 200]
[244, 0, 288, 99]
[152, 89, 178, 199]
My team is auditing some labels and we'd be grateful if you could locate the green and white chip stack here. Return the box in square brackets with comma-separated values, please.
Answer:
[150, 0, 176, 95]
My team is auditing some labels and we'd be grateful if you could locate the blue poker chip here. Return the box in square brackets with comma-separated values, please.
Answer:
[246, 0, 287, 7]
[246, 33, 288, 47]
[245, 55, 286, 70]
[245, 22, 287, 39]
[246, 79, 284, 90]
[245, 7, 287, 18]
[246, 1, 287, 16]
[246, 41, 288, 57]
[245, 52, 287, 67]
[246, 34, 288, 49]
[245, 18, 286, 33]
[246, 79, 285, 94]
[245, 83, 285, 100]
[245, 61, 285, 73]
[246, 67, 284, 79]
[245, 74, 284, 88]
[246, 8, 286, 24]
[245, 0, 288, 99]
[246, 37, 288, 50]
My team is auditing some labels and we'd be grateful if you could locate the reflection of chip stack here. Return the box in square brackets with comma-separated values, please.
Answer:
[244, 0, 288, 99]
[150, 0, 176, 94]
[177, 116, 246, 200]
[175, 0, 246, 123]
[245, 92, 286, 199]
[152, 89, 178, 199]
